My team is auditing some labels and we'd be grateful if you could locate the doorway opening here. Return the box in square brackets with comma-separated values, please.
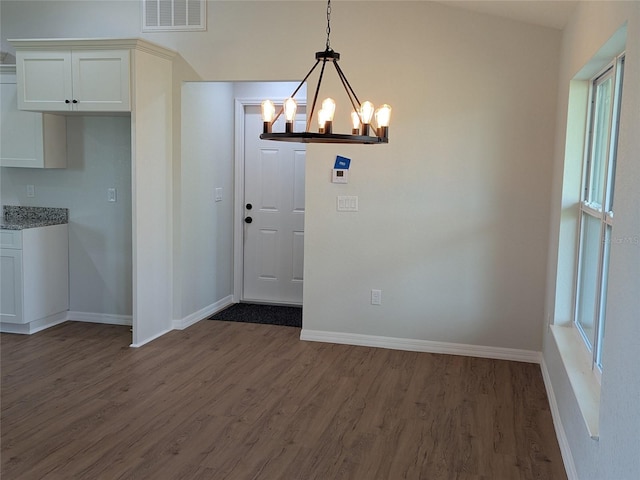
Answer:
[233, 82, 307, 308]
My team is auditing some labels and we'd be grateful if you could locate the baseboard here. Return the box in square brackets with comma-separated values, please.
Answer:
[0, 311, 68, 335]
[1, 297, 235, 339]
[130, 327, 174, 348]
[172, 295, 234, 330]
[67, 311, 132, 326]
[299, 329, 542, 364]
[540, 357, 579, 480]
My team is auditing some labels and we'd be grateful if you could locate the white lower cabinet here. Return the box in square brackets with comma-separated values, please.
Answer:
[0, 225, 69, 326]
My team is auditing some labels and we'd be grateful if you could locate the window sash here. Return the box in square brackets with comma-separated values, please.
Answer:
[574, 54, 624, 371]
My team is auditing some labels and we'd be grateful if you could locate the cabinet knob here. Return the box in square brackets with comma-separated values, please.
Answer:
[65, 99, 71, 104]
[72, 99, 78, 104]
[246, 203, 253, 210]
[244, 217, 253, 224]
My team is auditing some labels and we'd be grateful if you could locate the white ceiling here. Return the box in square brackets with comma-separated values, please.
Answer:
[435, 0, 579, 30]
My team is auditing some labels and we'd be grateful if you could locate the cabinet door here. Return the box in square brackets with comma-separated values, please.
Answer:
[22, 225, 69, 323]
[0, 249, 24, 324]
[16, 50, 73, 111]
[72, 50, 130, 111]
[0, 76, 67, 168]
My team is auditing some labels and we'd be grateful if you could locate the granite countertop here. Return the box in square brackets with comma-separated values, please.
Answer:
[1, 206, 69, 230]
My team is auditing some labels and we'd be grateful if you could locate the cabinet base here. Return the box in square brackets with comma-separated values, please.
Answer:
[1, 311, 67, 335]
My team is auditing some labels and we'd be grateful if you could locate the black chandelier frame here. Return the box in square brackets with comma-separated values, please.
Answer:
[260, 1, 389, 145]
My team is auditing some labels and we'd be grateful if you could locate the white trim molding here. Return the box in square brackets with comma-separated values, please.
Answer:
[299, 329, 542, 364]
[1, 297, 235, 339]
[172, 295, 234, 330]
[130, 327, 173, 348]
[0, 311, 67, 335]
[540, 357, 579, 480]
[67, 311, 132, 326]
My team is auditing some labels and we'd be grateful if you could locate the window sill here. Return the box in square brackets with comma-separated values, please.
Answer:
[550, 325, 600, 440]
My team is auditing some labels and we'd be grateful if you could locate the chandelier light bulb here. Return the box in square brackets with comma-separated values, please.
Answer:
[360, 101, 375, 125]
[261, 100, 275, 133]
[284, 98, 297, 121]
[284, 97, 297, 133]
[351, 111, 361, 134]
[318, 109, 329, 133]
[261, 100, 275, 123]
[375, 104, 392, 138]
[375, 104, 392, 128]
[360, 101, 375, 135]
[321, 98, 336, 121]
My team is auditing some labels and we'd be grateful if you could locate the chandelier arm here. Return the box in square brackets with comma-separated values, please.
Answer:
[332, 62, 362, 116]
[332, 60, 362, 110]
[272, 59, 321, 125]
[307, 56, 329, 132]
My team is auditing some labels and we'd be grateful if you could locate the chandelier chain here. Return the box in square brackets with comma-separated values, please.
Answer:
[326, 0, 332, 50]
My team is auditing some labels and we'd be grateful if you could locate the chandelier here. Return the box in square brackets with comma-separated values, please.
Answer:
[260, 0, 391, 144]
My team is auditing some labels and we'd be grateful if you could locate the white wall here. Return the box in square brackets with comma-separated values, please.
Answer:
[0, 116, 132, 318]
[176, 81, 302, 324]
[543, 1, 640, 479]
[301, 3, 561, 352]
[1, 1, 561, 351]
[178, 82, 235, 322]
[130, 46, 174, 345]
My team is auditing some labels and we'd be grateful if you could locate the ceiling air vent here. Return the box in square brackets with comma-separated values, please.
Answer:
[142, 0, 206, 32]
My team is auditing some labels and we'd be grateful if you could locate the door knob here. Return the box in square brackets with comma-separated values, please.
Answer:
[244, 216, 253, 224]
[246, 203, 253, 210]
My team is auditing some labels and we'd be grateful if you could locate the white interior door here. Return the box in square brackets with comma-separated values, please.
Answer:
[242, 105, 306, 305]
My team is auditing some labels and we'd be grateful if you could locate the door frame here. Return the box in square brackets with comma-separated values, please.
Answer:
[233, 97, 306, 303]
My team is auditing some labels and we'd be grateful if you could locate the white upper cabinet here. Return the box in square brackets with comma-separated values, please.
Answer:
[0, 66, 67, 168]
[72, 50, 130, 111]
[13, 41, 131, 112]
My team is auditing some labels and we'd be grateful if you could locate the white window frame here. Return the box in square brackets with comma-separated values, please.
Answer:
[573, 53, 624, 375]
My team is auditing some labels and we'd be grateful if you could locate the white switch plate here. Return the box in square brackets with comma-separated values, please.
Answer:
[337, 195, 358, 212]
[215, 187, 223, 202]
[371, 289, 382, 305]
[26, 185, 35, 197]
[107, 188, 117, 203]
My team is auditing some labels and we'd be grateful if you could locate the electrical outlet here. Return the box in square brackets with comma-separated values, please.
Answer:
[107, 188, 117, 203]
[371, 289, 382, 305]
[26, 185, 35, 198]
[215, 187, 223, 202]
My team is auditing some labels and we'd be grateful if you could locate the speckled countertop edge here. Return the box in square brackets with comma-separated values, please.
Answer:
[1, 206, 69, 230]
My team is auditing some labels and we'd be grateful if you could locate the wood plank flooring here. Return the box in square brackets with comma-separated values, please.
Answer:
[1, 321, 567, 479]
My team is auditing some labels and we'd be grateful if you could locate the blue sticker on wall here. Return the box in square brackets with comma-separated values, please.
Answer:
[334, 155, 351, 169]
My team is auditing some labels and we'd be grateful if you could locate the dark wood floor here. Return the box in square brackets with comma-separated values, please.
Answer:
[1, 321, 566, 480]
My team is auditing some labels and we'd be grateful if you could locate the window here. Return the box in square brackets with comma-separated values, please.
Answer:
[574, 54, 624, 371]
[142, 0, 206, 32]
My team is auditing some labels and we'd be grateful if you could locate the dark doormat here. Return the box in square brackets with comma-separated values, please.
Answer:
[209, 303, 302, 328]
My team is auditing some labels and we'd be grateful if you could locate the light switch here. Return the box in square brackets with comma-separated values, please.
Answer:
[337, 195, 358, 212]
[371, 289, 382, 305]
